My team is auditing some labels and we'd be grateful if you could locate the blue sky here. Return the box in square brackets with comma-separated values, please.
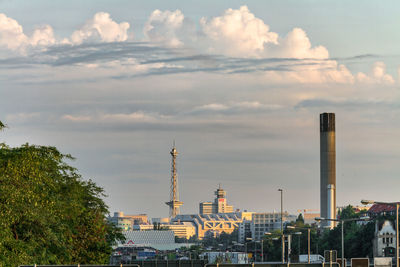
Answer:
[0, 1, 399, 218]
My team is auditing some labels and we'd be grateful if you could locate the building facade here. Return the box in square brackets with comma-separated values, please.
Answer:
[133, 222, 196, 239]
[199, 185, 234, 214]
[373, 220, 396, 257]
[238, 212, 296, 243]
[109, 212, 149, 231]
[174, 212, 253, 239]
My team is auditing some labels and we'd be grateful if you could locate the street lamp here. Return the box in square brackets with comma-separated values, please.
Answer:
[315, 216, 369, 267]
[287, 226, 311, 263]
[294, 232, 302, 259]
[361, 200, 400, 267]
[278, 189, 284, 263]
[261, 232, 272, 262]
[245, 237, 252, 263]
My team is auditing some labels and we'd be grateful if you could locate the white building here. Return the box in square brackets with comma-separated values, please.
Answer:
[238, 212, 296, 242]
[373, 220, 396, 257]
[118, 230, 192, 251]
[122, 230, 175, 245]
[109, 212, 149, 231]
[133, 222, 196, 239]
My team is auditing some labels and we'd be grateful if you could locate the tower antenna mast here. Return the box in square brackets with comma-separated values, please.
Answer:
[165, 142, 183, 218]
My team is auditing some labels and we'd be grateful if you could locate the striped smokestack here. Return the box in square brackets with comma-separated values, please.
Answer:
[320, 113, 336, 228]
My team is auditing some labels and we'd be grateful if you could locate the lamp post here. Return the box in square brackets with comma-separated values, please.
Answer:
[294, 232, 302, 260]
[245, 237, 252, 263]
[255, 241, 261, 262]
[278, 189, 284, 263]
[287, 226, 311, 263]
[262, 232, 272, 262]
[361, 200, 400, 267]
[315, 216, 369, 267]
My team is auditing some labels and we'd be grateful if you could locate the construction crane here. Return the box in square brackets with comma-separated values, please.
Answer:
[297, 209, 319, 213]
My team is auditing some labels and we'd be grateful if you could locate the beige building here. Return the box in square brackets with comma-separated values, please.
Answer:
[133, 222, 196, 239]
[174, 212, 253, 239]
[199, 185, 234, 214]
[109, 212, 149, 231]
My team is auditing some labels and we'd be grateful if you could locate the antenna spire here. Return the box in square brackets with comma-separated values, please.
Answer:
[165, 142, 183, 218]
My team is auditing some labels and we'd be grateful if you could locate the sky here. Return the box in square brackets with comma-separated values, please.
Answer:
[1, 0, 400, 218]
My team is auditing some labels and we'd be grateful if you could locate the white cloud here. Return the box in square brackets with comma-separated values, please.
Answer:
[0, 13, 28, 51]
[101, 112, 156, 122]
[5, 112, 40, 122]
[70, 12, 130, 44]
[144, 9, 185, 47]
[0, 9, 397, 87]
[30, 25, 56, 46]
[232, 101, 281, 110]
[192, 101, 282, 114]
[268, 59, 354, 84]
[398, 66, 400, 84]
[62, 115, 92, 122]
[272, 28, 329, 59]
[194, 103, 229, 112]
[62, 112, 160, 124]
[356, 62, 395, 85]
[200, 6, 278, 57]
[197, 6, 329, 59]
[0, 13, 55, 53]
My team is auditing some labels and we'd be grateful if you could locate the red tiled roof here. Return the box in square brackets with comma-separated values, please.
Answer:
[368, 203, 396, 214]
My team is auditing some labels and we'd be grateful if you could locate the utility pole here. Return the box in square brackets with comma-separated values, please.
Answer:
[279, 189, 284, 263]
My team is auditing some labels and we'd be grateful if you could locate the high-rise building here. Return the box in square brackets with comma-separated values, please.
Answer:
[199, 185, 234, 214]
[238, 212, 296, 243]
[320, 113, 336, 229]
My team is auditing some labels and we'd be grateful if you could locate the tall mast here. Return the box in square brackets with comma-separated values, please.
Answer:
[165, 142, 183, 218]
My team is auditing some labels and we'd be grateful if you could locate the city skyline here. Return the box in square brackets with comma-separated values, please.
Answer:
[1, 1, 400, 218]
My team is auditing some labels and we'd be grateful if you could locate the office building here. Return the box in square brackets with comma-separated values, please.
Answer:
[109, 212, 149, 231]
[133, 222, 196, 239]
[238, 212, 296, 242]
[199, 185, 234, 214]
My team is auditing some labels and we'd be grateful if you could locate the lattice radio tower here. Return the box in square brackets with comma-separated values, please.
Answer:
[165, 142, 183, 218]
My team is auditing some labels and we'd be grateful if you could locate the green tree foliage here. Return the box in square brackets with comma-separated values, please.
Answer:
[318, 205, 375, 258]
[0, 143, 124, 266]
[296, 214, 305, 225]
[261, 229, 283, 261]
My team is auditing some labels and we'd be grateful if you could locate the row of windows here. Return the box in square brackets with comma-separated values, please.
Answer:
[383, 237, 393, 244]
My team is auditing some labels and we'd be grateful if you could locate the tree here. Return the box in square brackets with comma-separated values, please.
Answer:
[0, 143, 124, 266]
[318, 205, 375, 258]
[296, 214, 305, 225]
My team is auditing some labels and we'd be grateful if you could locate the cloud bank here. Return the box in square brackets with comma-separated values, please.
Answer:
[0, 6, 398, 85]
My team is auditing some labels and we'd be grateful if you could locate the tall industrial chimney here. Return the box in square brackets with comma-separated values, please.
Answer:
[320, 113, 336, 229]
